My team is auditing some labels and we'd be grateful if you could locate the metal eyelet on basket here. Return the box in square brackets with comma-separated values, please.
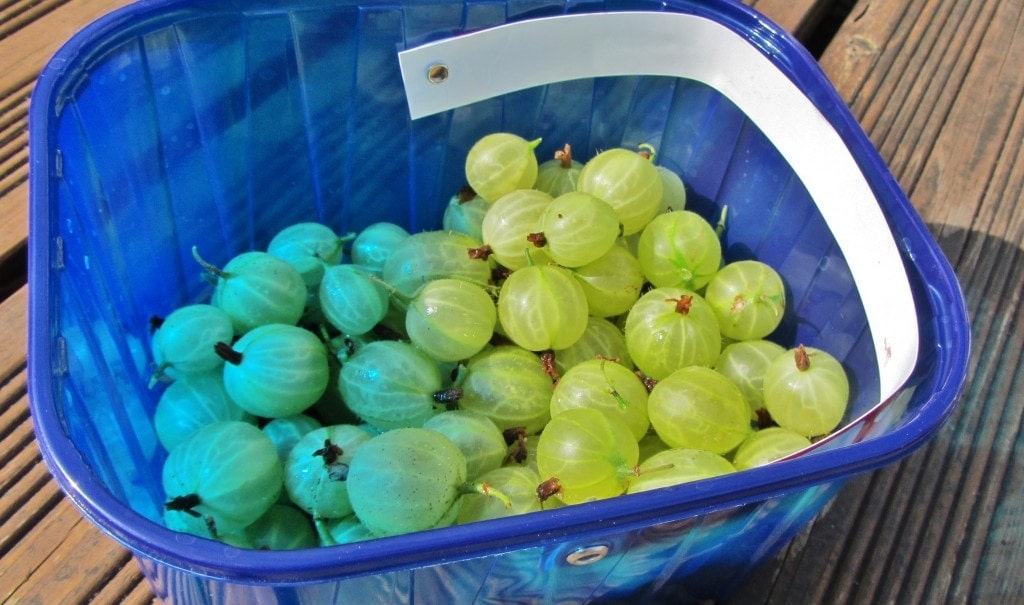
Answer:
[427, 63, 449, 84]
[565, 545, 610, 566]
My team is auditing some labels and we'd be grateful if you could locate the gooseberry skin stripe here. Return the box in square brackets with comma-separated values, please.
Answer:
[398, 11, 918, 403]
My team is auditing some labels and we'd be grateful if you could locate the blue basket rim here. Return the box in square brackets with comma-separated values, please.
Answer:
[25, 0, 972, 583]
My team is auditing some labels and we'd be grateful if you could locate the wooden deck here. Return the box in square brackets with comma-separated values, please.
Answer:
[1, 0, 1021, 602]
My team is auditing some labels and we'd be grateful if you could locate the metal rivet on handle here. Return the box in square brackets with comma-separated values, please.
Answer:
[566, 545, 610, 566]
[427, 64, 449, 84]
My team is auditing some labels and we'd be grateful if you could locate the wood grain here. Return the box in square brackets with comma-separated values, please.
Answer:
[4, 0, 1021, 603]
[747, 0, 834, 38]
[732, 0, 1024, 602]
[0, 0, 136, 271]
[0, 291, 148, 602]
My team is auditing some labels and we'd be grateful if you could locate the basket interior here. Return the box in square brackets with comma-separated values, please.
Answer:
[33, 0, 946, 550]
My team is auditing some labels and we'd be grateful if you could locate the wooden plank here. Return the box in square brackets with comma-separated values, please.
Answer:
[823, 4, 1024, 597]
[87, 561, 153, 605]
[0, 433, 61, 558]
[0, 0, 137, 80]
[830, 0, 1004, 224]
[0, 385, 149, 603]
[0, 0, 76, 41]
[734, 0, 1024, 602]
[0, 481, 87, 600]
[0, 281, 149, 601]
[0, 182, 27, 268]
[0, 286, 26, 374]
[5, 506, 140, 604]
[0, 390, 40, 506]
[0, 88, 30, 266]
[0, 0, 136, 269]
[747, 0, 836, 38]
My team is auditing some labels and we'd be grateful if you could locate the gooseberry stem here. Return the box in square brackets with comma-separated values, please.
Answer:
[318, 325, 357, 362]
[463, 482, 513, 509]
[449, 362, 468, 389]
[315, 518, 338, 547]
[599, 360, 631, 411]
[317, 324, 335, 348]
[319, 232, 357, 264]
[633, 462, 675, 476]
[637, 143, 657, 163]
[523, 247, 537, 267]
[368, 274, 413, 306]
[716, 205, 729, 236]
[192, 246, 229, 279]
[214, 341, 243, 365]
[148, 361, 171, 389]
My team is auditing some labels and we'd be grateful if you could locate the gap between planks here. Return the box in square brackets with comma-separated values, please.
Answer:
[0, 293, 149, 602]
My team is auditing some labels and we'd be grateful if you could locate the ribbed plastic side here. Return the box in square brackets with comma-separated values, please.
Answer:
[135, 480, 842, 603]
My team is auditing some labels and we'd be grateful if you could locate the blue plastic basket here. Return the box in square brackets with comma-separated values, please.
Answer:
[27, 0, 970, 602]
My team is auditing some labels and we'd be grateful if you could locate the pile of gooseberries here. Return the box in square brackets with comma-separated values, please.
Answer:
[150, 132, 850, 548]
